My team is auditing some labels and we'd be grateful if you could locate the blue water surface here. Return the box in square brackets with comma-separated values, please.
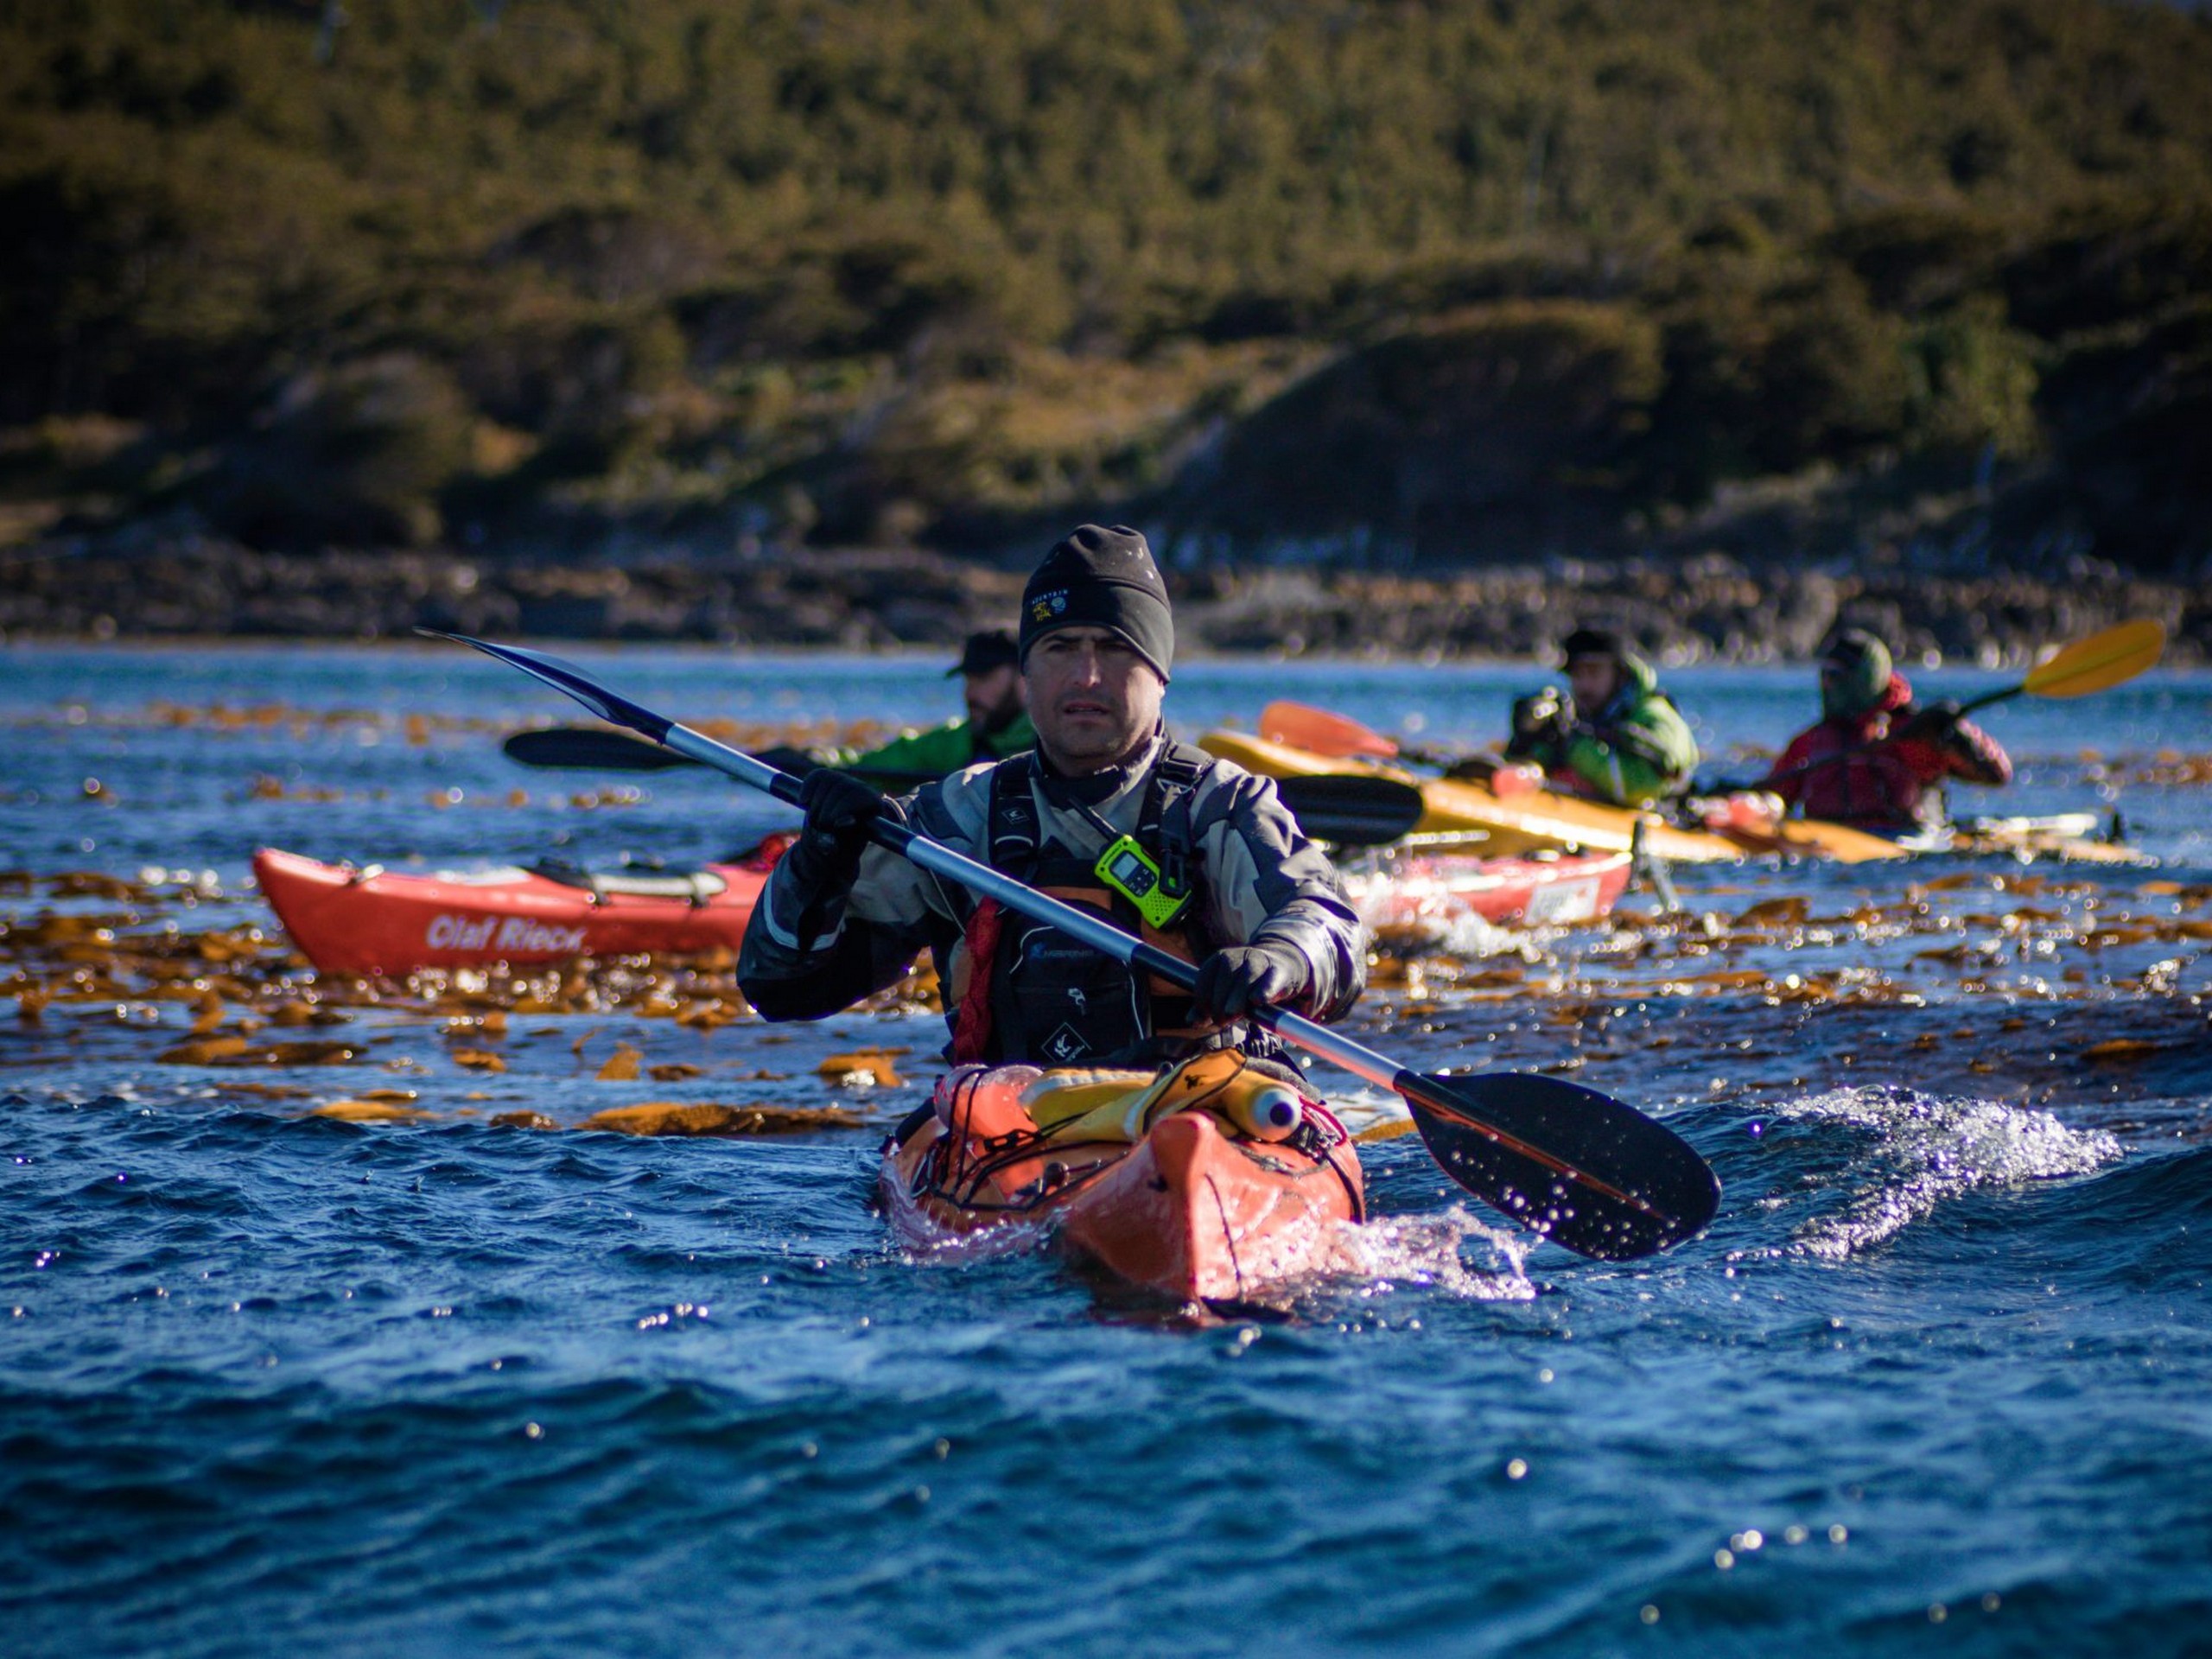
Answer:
[2, 644, 2209, 1656]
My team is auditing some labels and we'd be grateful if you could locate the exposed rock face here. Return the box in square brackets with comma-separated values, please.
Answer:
[2, 538, 2202, 666]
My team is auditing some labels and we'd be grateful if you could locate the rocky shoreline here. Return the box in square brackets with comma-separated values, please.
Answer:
[2, 537, 2203, 666]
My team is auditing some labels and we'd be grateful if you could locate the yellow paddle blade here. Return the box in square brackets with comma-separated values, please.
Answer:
[2022, 619, 2166, 699]
[1259, 699, 1398, 760]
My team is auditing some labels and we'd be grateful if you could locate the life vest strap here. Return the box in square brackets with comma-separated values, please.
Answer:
[953, 743, 1221, 1066]
[950, 897, 1003, 1065]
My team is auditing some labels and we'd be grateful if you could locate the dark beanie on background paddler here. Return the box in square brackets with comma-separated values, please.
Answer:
[1019, 524, 1174, 682]
[946, 629, 1020, 677]
[1560, 626, 1628, 664]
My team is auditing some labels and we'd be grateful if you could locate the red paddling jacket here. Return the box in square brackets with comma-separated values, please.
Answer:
[1764, 671, 2012, 832]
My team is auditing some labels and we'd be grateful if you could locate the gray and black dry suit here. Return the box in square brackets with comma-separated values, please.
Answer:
[736, 734, 1368, 1068]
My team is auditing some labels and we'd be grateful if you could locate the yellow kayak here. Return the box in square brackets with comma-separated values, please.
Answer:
[1201, 730, 1747, 863]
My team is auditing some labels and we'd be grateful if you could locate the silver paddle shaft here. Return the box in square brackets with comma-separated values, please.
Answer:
[664, 721, 1407, 1096]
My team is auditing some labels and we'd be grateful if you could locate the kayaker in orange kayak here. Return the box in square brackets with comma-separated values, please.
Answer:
[1491, 626, 1700, 808]
[437, 625, 1721, 1289]
[1759, 629, 2012, 832]
[739, 524, 1367, 1071]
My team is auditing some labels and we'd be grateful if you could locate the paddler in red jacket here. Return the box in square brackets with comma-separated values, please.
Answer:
[1760, 629, 2012, 832]
[738, 524, 1366, 1069]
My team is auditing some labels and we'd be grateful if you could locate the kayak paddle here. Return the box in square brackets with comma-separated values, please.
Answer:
[1261, 699, 1468, 770]
[505, 727, 702, 772]
[1262, 699, 1404, 760]
[1268, 773, 1425, 849]
[505, 724, 1424, 849]
[1954, 616, 2165, 715]
[1259, 700, 1541, 790]
[433, 631, 1720, 1261]
[502, 726, 939, 790]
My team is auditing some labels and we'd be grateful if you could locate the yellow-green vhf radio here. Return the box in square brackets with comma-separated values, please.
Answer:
[1094, 835, 1192, 929]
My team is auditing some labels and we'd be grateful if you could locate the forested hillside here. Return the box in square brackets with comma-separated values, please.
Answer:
[3, 0, 2209, 570]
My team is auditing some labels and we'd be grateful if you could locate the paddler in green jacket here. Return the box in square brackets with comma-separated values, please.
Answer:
[1500, 626, 1699, 808]
[760, 630, 1037, 783]
[739, 524, 1366, 1069]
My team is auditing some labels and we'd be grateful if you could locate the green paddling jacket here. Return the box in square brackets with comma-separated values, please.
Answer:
[830, 710, 1037, 780]
[1511, 653, 1698, 808]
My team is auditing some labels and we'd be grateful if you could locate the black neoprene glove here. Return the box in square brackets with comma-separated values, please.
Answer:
[1503, 688, 1567, 761]
[1899, 699, 1965, 742]
[1192, 938, 1310, 1022]
[778, 768, 887, 903]
[1518, 687, 1565, 735]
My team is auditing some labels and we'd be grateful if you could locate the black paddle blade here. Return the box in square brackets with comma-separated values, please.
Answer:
[500, 726, 950, 793]
[502, 728, 700, 772]
[1272, 775, 1426, 848]
[1402, 1071, 1719, 1260]
[419, 631, 671, 742]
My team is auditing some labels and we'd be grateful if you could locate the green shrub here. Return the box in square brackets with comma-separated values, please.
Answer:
[1907, 294, 2043, 457]
[201, 353, 475, 546]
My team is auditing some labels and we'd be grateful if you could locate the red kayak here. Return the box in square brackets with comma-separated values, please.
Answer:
[253, 844, 780, 976]
[1345, 849, 1630, 944]
[882, 1052, 1364, 1304]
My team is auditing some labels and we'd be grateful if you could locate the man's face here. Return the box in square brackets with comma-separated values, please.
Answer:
[1567, 657, 1621, 710]
[1023, 627, 1164, 773]
[963, 664, 1025, 733]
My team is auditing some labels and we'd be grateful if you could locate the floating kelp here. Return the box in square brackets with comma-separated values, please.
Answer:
[2101, 752, 2212, 787]
[581, 1102, 868, 1136]
[4, 821, 2205, 1147]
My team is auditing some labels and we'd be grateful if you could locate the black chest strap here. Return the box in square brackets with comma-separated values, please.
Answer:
[986, 743, 1213, 906]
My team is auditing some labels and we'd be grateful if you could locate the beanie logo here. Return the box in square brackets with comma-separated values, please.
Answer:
[1029, 590, 1068, 622]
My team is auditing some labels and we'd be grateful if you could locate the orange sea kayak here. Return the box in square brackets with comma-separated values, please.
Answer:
[880, 1052, 1364, 1304]
[253, 844, 779, 976]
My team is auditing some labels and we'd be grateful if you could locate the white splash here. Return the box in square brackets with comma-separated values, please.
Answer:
[1335, 1205, 1537, 1301]
[1773, 1085, 2123, 1261]
[1422, 912, 1522, 960]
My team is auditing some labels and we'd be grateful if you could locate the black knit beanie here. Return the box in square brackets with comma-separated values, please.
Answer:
[1560, 626, 1628, 663]
[1018, 524, 1174, 682]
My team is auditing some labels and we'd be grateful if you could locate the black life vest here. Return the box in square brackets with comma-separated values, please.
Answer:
[948, 743, 1236, 1068]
